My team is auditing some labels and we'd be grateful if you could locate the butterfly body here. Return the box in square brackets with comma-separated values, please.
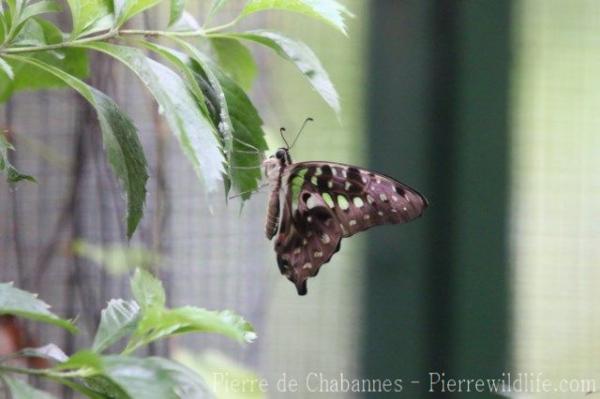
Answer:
[263, 148, 428, 295]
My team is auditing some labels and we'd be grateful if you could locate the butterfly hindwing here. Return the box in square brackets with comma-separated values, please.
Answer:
[274, 161, 428, 295]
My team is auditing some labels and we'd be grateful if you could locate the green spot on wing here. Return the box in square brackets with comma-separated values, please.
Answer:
[323, 192, 334, 207]
[337, 195, 349, 210]
[290, 169, 309, 211]
[353, 197, 364, 207]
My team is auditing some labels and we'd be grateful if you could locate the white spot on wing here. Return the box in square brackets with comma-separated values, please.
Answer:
[380, 193, 388, 201]
[303, 262, 312, 270]
[349, 220, 357, 226]
[320, 234, 331, 244]
[314, 251, 323, 258]
[345, 181, 351, 190]
[367, 195, 375, 204]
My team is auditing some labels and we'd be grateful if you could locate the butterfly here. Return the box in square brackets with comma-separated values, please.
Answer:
[261, 121, 428, 295]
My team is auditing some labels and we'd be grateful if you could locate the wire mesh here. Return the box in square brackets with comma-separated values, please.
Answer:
[511, 1, 600, 397]
[0, 1, 367, 398]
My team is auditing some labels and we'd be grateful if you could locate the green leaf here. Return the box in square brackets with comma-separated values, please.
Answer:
[81, 42, 225, 194]
[169, 38, 266, 198]
[168, 0, 185, 27]
[139, 42, 265, 198]
[0, 282, 77, 332]
[10, 16, 46, 46]
[53, 378, 115, 399]
[52, 352, 128, 398]
[19, 343, 69, 363]
[169, 38, 234, 176]
[92, 299, 141, 353]
[0, 57, 14, 79]
[6, 0, 26, 18]
[211, 37, 257, 91]
[130, 268, 166, 311]
[58, 354, 210, 398]
[125, 306, 256, 353]
[66, 0, 113, 37]
[0, 133, 36, 183]
[175, 350, 265, 399]
[206, 0, 230, 22]
[72, 240, 160, 275]
[168, 10, 200, 32]
[213, 67, 267, 199]
[240, 0, 353, 35]
[57, 350, 104, 373]
[18, 0, 61, 24]
[114, 0, 162, 27]
[1, 15, 7, 44]
[1, 375, 58, 399]
[8, 55, 148, 237]
[101, 356, 209, 399]
[231, 30, 340, 114]
[134, 40, 207, 115]
[0, 19, 89, 102]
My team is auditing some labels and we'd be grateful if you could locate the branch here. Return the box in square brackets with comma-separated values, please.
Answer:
[0, 23, 237, 55]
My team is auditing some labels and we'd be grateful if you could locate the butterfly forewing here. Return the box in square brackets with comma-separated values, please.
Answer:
[274, 161, 428, 295]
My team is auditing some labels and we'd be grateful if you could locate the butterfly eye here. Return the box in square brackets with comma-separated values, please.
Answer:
[275, 150, 285, 160]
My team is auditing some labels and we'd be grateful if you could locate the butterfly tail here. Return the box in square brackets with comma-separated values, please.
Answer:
[295, 279, 308, 296]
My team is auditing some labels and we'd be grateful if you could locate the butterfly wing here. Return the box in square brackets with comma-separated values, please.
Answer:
[274, 161, 428, 295]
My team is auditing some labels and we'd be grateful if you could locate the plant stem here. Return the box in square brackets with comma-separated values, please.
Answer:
[118, 29, 205, 37]
[0, 364, 89, 378]
[0, 19, 240, 55]
[0, 30, 119, 54]
[0, 364, 52, 377]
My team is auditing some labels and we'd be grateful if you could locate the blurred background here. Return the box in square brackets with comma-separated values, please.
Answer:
[1, 0, 599, 398]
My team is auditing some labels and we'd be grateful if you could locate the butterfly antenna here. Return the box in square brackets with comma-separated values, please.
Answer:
[290, 117, 314, 149]
[280, 127, 290, 149]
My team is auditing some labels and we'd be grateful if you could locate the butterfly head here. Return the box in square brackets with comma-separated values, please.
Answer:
[262, 118, 312, 179]
[262, 147, 292, 181]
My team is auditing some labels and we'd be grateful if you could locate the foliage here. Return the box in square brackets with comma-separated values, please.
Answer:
[0, 0, 349, 237]
[175, 349, 265, 399]
[72, 239, 161, 275]
[0, 269, 256, 398]
[0, 0, 352, 396]
[0, 131, 35, 182]
[0, 282, 77, 332]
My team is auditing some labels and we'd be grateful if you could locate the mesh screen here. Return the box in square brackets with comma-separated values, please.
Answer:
[0, 1, 367, 398]
[511, 1, 600, 396]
